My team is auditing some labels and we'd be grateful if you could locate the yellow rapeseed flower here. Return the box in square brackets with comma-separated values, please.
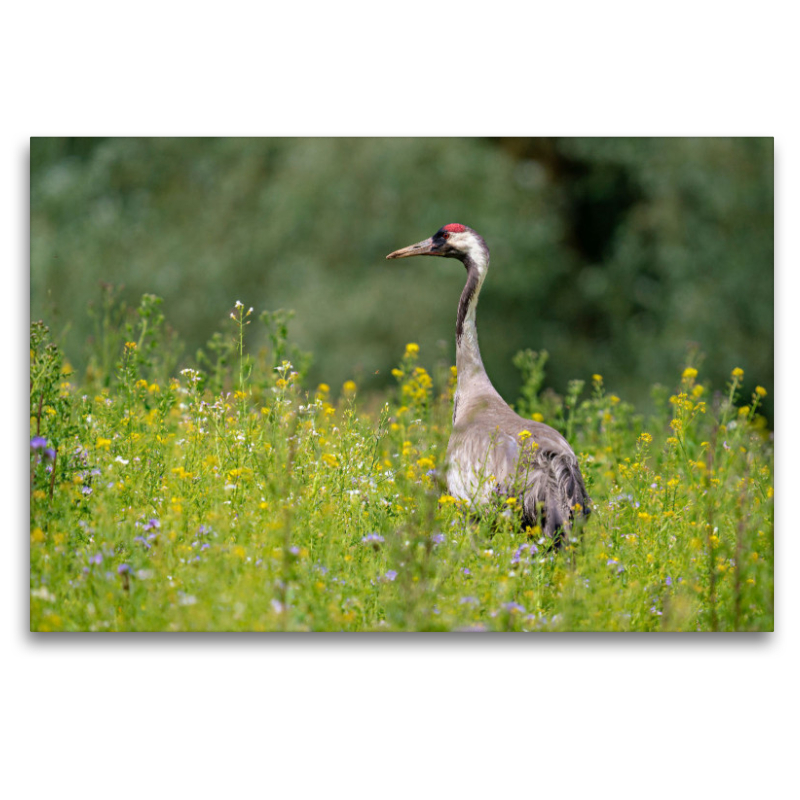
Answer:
[518, 430, 531, 441]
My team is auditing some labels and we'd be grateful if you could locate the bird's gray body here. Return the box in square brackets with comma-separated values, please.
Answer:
[387, 223, 590, 540]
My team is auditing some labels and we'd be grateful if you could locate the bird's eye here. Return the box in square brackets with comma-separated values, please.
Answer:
[442, 232, 450, 240]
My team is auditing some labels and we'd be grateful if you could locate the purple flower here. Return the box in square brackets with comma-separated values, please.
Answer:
[89, 553, 103, 565]
[431, 533, 445, 545]
[461, 567, 471, 576]
[143, 518, 160, 532]
[665, 576, 673, 586]
[133, 536, 151, 549]
[384, 570, 398, 582]
[361, 533, 385, 545]
[460, 596, 478, 605]
[117, 563, 130, 574]
[502, 601, 526, 614]
[30, 436, 47, 451]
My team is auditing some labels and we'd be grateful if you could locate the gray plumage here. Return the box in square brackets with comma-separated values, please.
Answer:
[387, 223, 590, 540]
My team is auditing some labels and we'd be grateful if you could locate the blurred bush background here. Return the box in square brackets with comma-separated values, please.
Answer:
[30, 137, 773, 421]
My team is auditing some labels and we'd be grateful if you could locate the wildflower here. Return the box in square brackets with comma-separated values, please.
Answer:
[117, 563, 130, 574]
[682, 367, 698, 380]
[502, 602, 526, 614]
[143, 518, 160, 532]
[505, 497, 518, 507]
[438, 495, 457, 505]
[518, 430, 531, 442]
[321, 453, 339, 468]
[637, 432, 653, 446]
[405, 343, 419, 356]
[431, 533, 445, 544]
[531, 412, 544, 422]
[342, 380, 357, 395]
[361, 533, 385, 548]
[592, 374, 603, 383]
[124, 341, 137, 351]
[731, 367, 744, 380]
[755, 386, 767, 398]
[384, 570, 398, 582]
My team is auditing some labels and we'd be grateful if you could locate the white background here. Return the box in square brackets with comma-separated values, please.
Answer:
[5, 3, 795, 798]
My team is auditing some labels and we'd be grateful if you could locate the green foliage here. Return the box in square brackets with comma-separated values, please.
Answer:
[30, 137, 773, 422]
[30, 303, 773, 631]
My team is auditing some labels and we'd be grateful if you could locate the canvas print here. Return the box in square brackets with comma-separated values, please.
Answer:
[29, 137, 774, 631]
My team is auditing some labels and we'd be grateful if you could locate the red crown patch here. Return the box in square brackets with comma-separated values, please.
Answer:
[443, 223, 467, 233]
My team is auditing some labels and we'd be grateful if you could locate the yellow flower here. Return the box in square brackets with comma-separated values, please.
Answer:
[438, 495, 457, 505]
[321, 453, 339, 468]
[505, 497, 518, 507]
[531, 412, 544, 423]
[637, 432, 653, 445]
[124, 341, 137, 350]
[592, 374, 603, 383]
[405, 343, 420, 356]
[682, 367, 698, 380]
[31, 527, 46, 543]
[317, 383, 330, 394]
[518, 430, 531, 441]
[731, 367, 744, 380]
[96, 437, 112, 450]
[755, 386, 767, 398]
[391, 368, 404, 379]
[342, 380, 357, 395]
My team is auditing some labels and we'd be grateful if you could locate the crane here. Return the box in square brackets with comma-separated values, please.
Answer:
[387, 223, 590, 542]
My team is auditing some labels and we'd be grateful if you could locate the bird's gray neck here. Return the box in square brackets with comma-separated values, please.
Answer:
[454, 252, 497, 418]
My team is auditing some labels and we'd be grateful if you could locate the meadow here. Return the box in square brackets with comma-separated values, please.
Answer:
[30, 294, 774, 632]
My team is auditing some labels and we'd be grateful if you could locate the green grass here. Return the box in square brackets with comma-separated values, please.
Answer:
[30, 295, 774, 631]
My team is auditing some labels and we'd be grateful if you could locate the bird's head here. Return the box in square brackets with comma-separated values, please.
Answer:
[386, 224, 489, 268]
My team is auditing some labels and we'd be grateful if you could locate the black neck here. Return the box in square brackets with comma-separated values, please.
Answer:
[456, 256, 480, 343]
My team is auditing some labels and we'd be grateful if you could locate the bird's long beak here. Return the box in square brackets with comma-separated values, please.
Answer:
[386, 237, 439, 260]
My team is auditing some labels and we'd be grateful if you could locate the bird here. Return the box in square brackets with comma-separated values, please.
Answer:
[386, 223, 590, 542]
